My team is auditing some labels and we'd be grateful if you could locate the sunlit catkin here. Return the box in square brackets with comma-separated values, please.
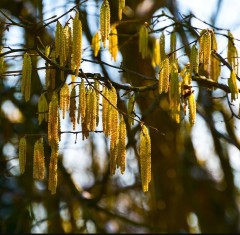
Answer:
[21, 53, 32, 102]
[199, 29, 211, 70]
[139, 24, 148, 59]
[77, 79, 86, 124]
[210, 53, 221, 82]
[188, 93, 196, 125]
[92, 31, 101, 57]
[117, 115, 126, 174]
[69, 86, 77, 130]
[109, 25, 118, 61]
[19, 137, 27, 174]
[170, 31, 177, 63]
[100, 0, 111, 48]
[38, 93, 48, 125]
[48, 143, 59, 195]
[94, 80, 100, 126]
[228, 71, 239, 102]
[48, 91, 59, 145]
[139, 125, 151, 192]
[160, 32, 166, 61]
[118, 0, 125, 20]
[227, 31, 239, 74]
[159, 57, 170, 94]
[190, 44, 199, 75]
[127, 95, 135, 126]
[0, 47, 5, 75]
[102, 86, 110, 136]
[72, 12, 82, 76]
[169, 62, 181, 123]
[33, 138, 45, 180]
[60, 83, 70, 119]
[152, 38, 160, 68]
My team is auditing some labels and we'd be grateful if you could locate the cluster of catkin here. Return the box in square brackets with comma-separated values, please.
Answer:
[91, 0, 125, 61]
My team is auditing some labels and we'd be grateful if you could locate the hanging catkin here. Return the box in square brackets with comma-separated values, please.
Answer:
[21, 53, 32, 102]
[100, 0, 111, 48]
[33, 138, 45, 180]
[152, 38, 160, 68]
[169, 62, 181, 123]
[92, 31, 101, 57]
[19, 137, 27, 174]
[170, 31, 177, 63]
[117, 115, 126, 174]
[60, 83, 70, 119]
[38, 93, 48, 125]
[228, 71, 239, 102]
[48, 91, 59, 145]
[227, 31, 239, 75]
[109, 25, 118, 61]
[118, 0, 125, 20]
[69, 86, 77, 130]
[160, 32, 166, 62]
[48, 143, 59, 195]
[72, 12, 82, 76]
[127, 95, 135, 126]
[188, 93, 196, 125]
[139, 24, 148, 59]
[159, 57, 170, 94]
[190, 44, 199, 75]
[139, 125, 151, 192]
[77, 79, 86, 124]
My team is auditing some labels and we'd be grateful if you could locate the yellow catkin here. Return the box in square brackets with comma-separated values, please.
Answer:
[139, 125, 151, 192]
[63, 25, 72, 67]
[92, 31, 101, 57]
[85, 88, 93, 131]
[72, 12, 82, 76]
[118, 0, 125, 20]
[117, 115, 126, 174]
[38, 93, 48, 125]
[102, 86, 109, 136]
[190, 44, 199, 75]
[199, 29, 211, 71]
[48, 143, 59, 195]
[188, 93, 196, 125]
[33, 138, 45, 180]
[210, 53, 221, 82]
[139, 24, 148, 59]
[60, 83, 70, 119]
[55, 21, 62, 59]
[169, 62, 181, 123]
[159, 57, 170, 94]
[48, 91, 59, 145]
[108, 88, 119, 175]
[45, 49, 56, 89]
[109, 87, 118, 141]
[100, 0, 111, 48]
[94, 80, 100, 126]
[228, 71, 239, 102]
[227, 31, 239, 75]
[69, 86, 77, 130]
[170, 31, 177, 63]
[211, 30, 218, 52]
[90, 89, 97, 131]
[109, 25, 118, 61]
[77, 79, 86, 124]
[19, 137, 27, 174]
[0, 47, 5, 75]
[21, 53, 32, 102]
[152, 38, 160, 68]
[127, 95, 135, 126]
[160, 32, 166, 62]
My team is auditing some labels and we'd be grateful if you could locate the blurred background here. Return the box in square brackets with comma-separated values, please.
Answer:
[0, 0, 240, 233]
